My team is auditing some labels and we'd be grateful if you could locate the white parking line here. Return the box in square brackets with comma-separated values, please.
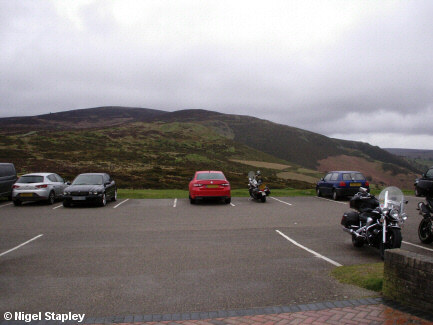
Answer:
[276, 230, 342, 267]
[230, 203, 235, 207]
[402, 241, 433, 252]
[0, 234, 44, 257]
[113, 198, 129, 209]
[0, 202, 13, 208]
[173, 198, 177, 208]
[270, 197, 292, 206]
[314, 197, 348, 205]
[53, 204, 63, 209]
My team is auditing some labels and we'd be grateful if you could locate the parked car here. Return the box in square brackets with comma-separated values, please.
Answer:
[12, 173, 69, 206]
[63, 173, 116, 207]
[415, 167, 433, 197]
[316, 171, 369, 200]
[189, 171, 231, 204]
[0, 163, 17, 200]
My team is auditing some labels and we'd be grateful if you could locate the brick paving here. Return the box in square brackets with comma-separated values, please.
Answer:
[76, 299, 432, 325]
[108, 304, 431, 325]
[2, 299, 432, 325]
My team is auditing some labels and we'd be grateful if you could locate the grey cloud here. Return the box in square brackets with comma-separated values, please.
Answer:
[1, 1, 433, 148]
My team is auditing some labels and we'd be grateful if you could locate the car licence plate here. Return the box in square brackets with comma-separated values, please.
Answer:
[206, 185, 219, 188]
[350, 183, 362, 187]
[20, 193, 33, 197]
[72, 196, 86, 200]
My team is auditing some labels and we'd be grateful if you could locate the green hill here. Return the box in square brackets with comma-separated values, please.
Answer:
[0, 107, 421, 189]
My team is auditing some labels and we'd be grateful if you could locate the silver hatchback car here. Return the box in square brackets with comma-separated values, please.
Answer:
[12, 173, 69, 206]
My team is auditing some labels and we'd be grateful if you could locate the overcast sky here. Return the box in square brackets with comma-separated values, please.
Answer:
[1, 1, 433, 149]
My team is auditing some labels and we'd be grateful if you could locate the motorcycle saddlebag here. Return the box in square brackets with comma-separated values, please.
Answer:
[341, 211, 360, 227]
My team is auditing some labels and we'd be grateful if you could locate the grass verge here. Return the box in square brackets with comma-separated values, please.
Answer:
[118, 188, 316, 199]
[331, 263, 384, 292]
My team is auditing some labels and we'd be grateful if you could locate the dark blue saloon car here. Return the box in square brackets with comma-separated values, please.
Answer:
[316, 171, 369, 200]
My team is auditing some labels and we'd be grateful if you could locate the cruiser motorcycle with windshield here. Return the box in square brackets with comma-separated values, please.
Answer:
[341, 187, 408, 259]
[248, 171, 270, 202]
[417, 195, 433, 244]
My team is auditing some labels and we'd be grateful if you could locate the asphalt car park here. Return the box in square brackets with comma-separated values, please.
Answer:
[0, 195, 432, 319]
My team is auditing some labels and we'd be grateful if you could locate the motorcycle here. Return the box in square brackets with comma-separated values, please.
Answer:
[248, 171, 270, 203]
[417, 195, 433, 244]
[341, 186, 408, 259]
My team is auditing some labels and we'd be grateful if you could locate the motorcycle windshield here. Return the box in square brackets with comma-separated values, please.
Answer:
[248, 171, 255, 180]
[379, 186, 405, 212]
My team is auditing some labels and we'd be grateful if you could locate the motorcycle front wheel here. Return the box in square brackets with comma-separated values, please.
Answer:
[418, 219, 433, 244]
[379, 228, 402, 260]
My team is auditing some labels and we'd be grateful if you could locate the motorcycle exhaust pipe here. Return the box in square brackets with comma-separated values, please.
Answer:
[342, 227, 363, 238]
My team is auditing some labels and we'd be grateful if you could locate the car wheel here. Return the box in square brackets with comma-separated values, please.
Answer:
[189, 196, 195, 204]
[332, 190, 339, 201]
[47, 191, 55, 205]
[415, 187, 420, 197]
[111, 189, 117, 202]
[13, 200, 21, 206]
[100, 193, 107, 207]
[316, 188, 321, 197]
[225, 197, 231, 204]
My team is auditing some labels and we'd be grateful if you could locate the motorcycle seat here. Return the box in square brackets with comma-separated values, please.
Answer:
[359, 211, 380, 223]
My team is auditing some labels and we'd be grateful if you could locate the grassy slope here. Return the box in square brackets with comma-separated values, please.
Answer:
[118, 188, 316, 199]
[0, 107, 421, 190]
[0, 121, 306, 189]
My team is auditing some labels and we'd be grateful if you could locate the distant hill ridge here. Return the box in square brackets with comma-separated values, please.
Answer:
[0, 106, 421, 188]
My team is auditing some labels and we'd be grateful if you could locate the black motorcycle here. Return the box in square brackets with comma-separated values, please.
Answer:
[248, 171, 270, 202]
[417, 196, 433, 244]
[341, 186, 407, 259]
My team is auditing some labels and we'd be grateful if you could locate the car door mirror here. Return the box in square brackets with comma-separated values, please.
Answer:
[320, 178, 324, 181]
[65, 181, 71, 185]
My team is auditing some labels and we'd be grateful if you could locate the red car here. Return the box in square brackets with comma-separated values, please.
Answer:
[189, 171, 231, 204]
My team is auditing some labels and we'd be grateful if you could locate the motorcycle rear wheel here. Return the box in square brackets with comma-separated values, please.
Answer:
[379, 228, 402, 260]
[418, 219, 433, 244]
[352, 234, 364, 247]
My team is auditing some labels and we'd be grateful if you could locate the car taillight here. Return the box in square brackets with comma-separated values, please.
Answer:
[36, 184, 48, 188]
[193, 183, 203, 187]
[339, 181, 346, 187]
[12, 185, 20, 189]
[222, 183, 230, 186]
[365, 181, 369, 187]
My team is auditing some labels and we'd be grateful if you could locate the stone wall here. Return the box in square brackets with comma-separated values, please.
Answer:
[383, 248, 433, 313]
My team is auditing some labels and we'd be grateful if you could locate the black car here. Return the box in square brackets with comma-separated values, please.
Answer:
[0, 163, 17, 200]
[63, 173, 117, 207]
[415, 167, 433, 197]
[316, 171, 369, 200]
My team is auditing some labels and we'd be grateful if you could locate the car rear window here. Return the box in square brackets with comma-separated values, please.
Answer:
[196, 172, 225, 180]
[17, 175, 44, 183]
[342, 173, 365, 181]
